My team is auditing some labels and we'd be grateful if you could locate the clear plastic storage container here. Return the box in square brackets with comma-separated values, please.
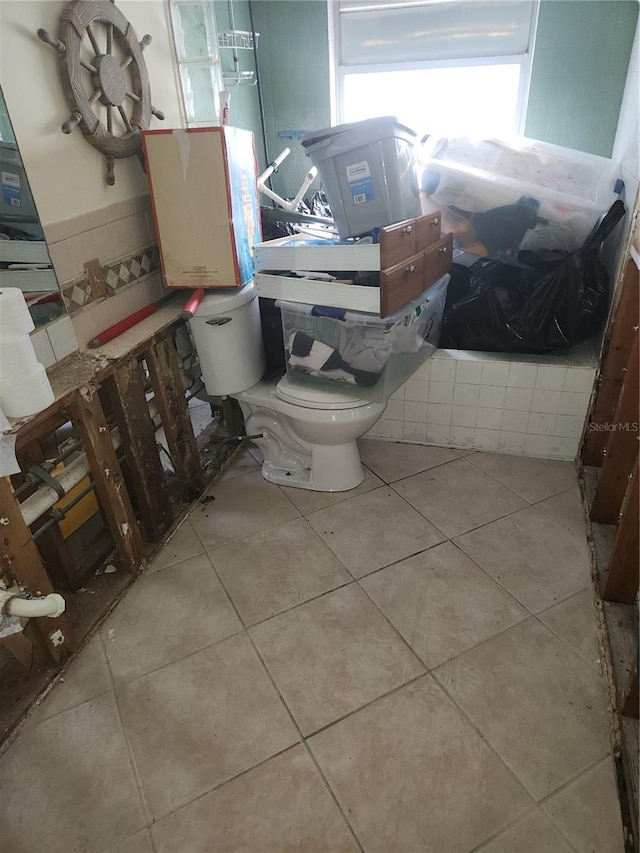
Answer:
[418, 135, 622, 261]
[301, 117, 422, 240]
[277, 273, 449, 402]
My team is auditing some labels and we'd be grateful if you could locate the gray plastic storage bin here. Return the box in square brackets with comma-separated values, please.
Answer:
[301, 117, 422, 240]
[277, 273, 449, 402]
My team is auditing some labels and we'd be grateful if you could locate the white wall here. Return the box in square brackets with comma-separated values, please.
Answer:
[0, 1, 183, 228]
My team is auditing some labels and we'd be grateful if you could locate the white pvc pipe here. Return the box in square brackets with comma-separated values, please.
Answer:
[18, 399, 164, 528]
[0, 591, 66, 618]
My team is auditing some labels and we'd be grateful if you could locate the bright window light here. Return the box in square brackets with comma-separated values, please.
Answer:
[342, 63, 522, 139]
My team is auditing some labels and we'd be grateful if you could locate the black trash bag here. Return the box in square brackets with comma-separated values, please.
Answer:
[441, 200, 626, 354]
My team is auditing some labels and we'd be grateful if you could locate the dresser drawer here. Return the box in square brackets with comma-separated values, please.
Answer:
[423, 232, 454, 290]
[379, 232, 454, 316]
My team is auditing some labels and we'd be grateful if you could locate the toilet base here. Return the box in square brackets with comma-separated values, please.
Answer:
[260, 440, 365, 492]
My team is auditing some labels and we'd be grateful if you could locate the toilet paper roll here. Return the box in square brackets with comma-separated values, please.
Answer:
[0, 288, 35, 341]
[0, 335, 40, 382]
[0, 362, 55, 418]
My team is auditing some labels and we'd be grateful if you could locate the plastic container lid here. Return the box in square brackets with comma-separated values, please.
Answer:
[275, 374, 368, 409]
[195, 282, 257, 317]
[301, 116, 416, 150]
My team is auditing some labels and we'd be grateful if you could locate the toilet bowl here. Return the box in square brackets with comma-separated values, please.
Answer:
[189, 283, 387, 492]
[236, 374, 386, 491]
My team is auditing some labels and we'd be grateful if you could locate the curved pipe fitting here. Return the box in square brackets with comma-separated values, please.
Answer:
[0, 588, 66, 619]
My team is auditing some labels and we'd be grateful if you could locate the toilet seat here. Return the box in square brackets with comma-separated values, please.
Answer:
[275, 374, 369, 410]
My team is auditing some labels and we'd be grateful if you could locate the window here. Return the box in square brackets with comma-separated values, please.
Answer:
[170, 0, 223, 125]
[330, 0, 539, 139]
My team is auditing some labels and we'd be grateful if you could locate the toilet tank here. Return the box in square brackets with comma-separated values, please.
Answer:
[189, 283, 266, 396]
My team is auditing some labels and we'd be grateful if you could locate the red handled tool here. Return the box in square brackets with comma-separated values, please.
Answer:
[181, 287, 206, 320]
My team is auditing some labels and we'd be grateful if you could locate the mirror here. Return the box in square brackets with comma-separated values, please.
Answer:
[0, 87, 65, 329]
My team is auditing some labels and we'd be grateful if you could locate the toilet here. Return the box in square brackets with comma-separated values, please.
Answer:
[189, 283, 387, 492]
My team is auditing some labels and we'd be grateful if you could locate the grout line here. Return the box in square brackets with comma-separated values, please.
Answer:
[211, 560, 366, 853]
[300, 672, 429, 741]
[536, 587, 605, 672]
[98, 631, 155, 839]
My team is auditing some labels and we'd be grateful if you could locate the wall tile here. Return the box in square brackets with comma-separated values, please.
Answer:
[412, 360, 431, 381]
[532, 389, 563, 413]
[71, 309, 97, 349]
[385, 399, 405, 421]
[449, 425, 476, 447]
[498, 431, 527, 453]
[404, 380, 428, 402]
[428, 381, 454, 404]
[453, 384, 481, 406]
[426, 403, 452, 426]
[67, 232, 96, 277]
[47, 316, 78, 361]
[478, 385, 506, 409]
[390, 386, 405, 401]
[403, 401, 427, 423]
[558, 392, 591, 417]
[30, 329, 56, 369]
[508, 363, 539, 388]
[527, 412, 558, 436]
[476, 408, 503, 430]
[504, 388, 534, 411]
[47, 241, 76, 286]
[549, 436, 580, 459]
[524, 435, 554, 456]
[473, 428, 501, 451]
[555, 415, 585, 438]
[425, 423, 451, 444]
[430, 358, 456, 382]
[481, 362, 510, 386]
[456, 360, 483, 384]
[403, 422, 426, 441]
[502, 410, 530, 432]
[377, 419, 404, 440]
[89, 224, 118, 266]
[535, 366, 567, 391]
[452, 405, 477, 428]
[564, 368, 596, 393]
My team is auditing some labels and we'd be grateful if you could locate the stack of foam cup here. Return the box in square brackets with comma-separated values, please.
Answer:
[0, 288, 55, 418]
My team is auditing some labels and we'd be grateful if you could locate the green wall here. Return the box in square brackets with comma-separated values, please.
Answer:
[213, 0, 266, 168]
[525, 0, 638, 156]
[238, 0, 636, 199]
[250, 0, 330, 198]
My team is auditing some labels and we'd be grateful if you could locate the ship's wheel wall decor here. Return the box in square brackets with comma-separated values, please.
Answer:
[38, 0, 165, 185]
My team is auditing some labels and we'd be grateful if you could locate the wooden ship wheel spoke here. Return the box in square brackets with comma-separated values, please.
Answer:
[38, 0, 165, 185]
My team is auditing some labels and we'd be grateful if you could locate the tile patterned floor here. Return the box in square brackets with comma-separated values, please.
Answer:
[0, 442, 625, 853]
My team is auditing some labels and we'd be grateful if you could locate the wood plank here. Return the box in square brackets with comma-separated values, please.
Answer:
[68, 384, 143, 571]
[602, 453, 639, 604]
[583, 261, 639, 466]
[105, 358, 172, 542]
[0, 477, 72, 663]
[145, 335, 205, 500]
[622, 659, 639, 719]
[590, 331, 639, 523]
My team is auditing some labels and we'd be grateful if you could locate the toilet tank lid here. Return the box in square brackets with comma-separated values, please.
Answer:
[275, 374, 368, 409]
[195, 282, 257, 316]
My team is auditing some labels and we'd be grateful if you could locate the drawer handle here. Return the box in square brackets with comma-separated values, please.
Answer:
[439, 246, 449, 254]
[430, 217, 440, 226]
[405, 264, 417, 273]
[206, 317, 232, 326]
[402, 225, 413, 234]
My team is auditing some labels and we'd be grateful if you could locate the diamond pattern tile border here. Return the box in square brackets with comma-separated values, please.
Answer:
[62, 244, 161, 314]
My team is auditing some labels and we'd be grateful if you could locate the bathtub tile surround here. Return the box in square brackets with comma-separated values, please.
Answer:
[2, 442, 623, 853]
[368, 347, 598, 460]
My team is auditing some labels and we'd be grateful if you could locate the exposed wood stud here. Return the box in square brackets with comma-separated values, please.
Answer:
[69, 383, 143, 571]
[105, 359, 172, 542]
[0, 477, 72, 663]
[602, 453, 639, 604]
